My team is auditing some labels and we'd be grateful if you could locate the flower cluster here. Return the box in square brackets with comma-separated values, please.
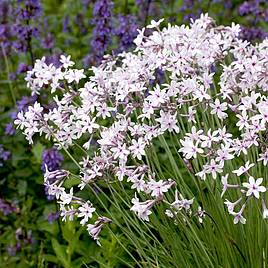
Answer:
[15, 14, 268, 243]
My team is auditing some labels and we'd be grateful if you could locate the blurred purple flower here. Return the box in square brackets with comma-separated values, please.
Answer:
[0, 1, 12, 51]
[223, 1, 232, 9]
[41, 148, 64, 172]
[11, 0, 42, 53]
[16, 94, 38, 112]
[84, 0, 113, 67]
[83, 0, 91, 9]
[16, 0, 42, 20]
[0, 144, 11, 166]
[180, 0, 195, 11]
[179, 0, 203, 22]
[0, 198, 17, 215]
[41, 32, 54, 50]
[239, 26, 268, 41]
[113, 14, 139, 52]
[7, 245, 17, 256]
[6, 227, 34, 256]
[5, 122, 15, 136]
[183, 13, 200, 22]
[12, 24, 39, 53]
[135, 0, 160, 22]
[47, 211, 60, 223]
[75, 12, 87, 34]
[239, 1, 259, 16]
[44, 53, 61, 67]
[17, 62, 30, 74]
[62, 15, 70, 33]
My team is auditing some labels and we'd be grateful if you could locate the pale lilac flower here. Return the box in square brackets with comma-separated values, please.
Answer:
[60, 204, 76, 222]
[96, 103, 113, 119]
[197, 206, 206, 224]
[216, 144, 234, 164]
[130, 194, 158, 221]
[242, 176, 266, 199]
[65, 69, 86, 84]
[147, 85, 166, 107]
[200, 129, 219, 148]
[217, 127, 232, 144]
[236, 110, 249, 130]
[44, 167, 69, 183]
[146, 19, 164, 29]
[233, 212, 246, 224]
[230, 204, 246, 224]
[171, 190, 194, 211]
[87, 217, 112, 246]
[221, 174, 229, 197]
[186, 126, 203, 142]
[196, 170, 207, 181]
[210, 99, 228, 120]
[156, 111, 180, 133]
[147, 179, 175, 198]
[129, 138, 146, 160]
[110, 143, 130, 160]
[15, 15, 268, 233]
[203, 159, 223, 179]
[187, 107, 196, 123]
[59, 188, 74, 205]
[262, 200, 268, 219]
[220, 174, 239, 197]
[77, 202, 96, 225]
[60, 55, 74, 69]
[77, 116, 99, 134]
[258, 149, 268, 166]
[232, 161, 254, 176]
[193, 85, 211, 102]
[224, 198, 243, 213]
[129, 175, 146, 192]
[179, 138, 204, 159]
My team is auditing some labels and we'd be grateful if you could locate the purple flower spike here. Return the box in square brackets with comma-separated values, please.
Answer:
[16, 94, 38, 112]
[84, 0, 113, 67]
[239, 1, 259, 16]
[0, 198, 17, 215]
[113, 14, 139, 52]
[41, 32, 54, 50]
[0, 145, 11, 166]
[41, 148, 64, 173]
[47, 211, 60, 223]
[5, 122, 15, 136]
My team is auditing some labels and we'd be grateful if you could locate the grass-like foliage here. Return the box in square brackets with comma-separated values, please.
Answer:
[14, 14, 268, 267]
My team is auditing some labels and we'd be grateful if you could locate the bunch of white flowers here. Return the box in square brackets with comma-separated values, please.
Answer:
[15, 14, 268, 242]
